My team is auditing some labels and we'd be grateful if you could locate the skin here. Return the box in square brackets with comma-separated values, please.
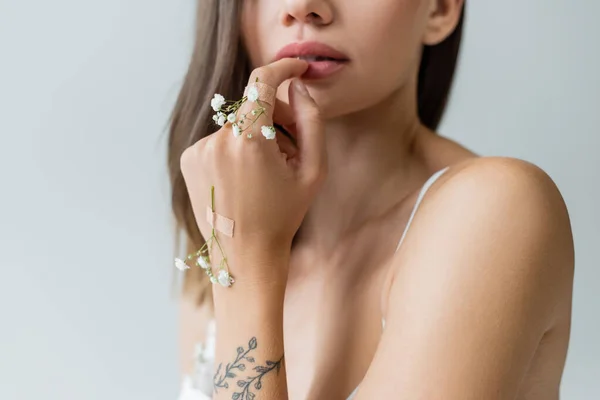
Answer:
[179, 0, 574, 399]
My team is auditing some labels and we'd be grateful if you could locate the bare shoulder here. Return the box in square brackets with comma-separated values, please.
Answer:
[179, 297, 213, 375]
[443, 156, 570, 202]
[444, 156, 572, 251]
[396, 155, 575, 326]
[434, 156, 573, 243]
[357, 157, 575, 398]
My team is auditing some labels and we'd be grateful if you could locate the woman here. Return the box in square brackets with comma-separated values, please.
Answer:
[168, 1, 574, 399]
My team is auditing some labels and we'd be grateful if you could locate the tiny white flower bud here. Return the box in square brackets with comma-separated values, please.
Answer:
[174, 258, 190, 271]
[232, 124, 241, 137]
[218, 270, 231, 287]
[227, 113, 236, 123]
[211, 94, 225, 111]
[247, 86, 259, 102]
[261, 125, 276, 140]
[197, 256, 210, 269]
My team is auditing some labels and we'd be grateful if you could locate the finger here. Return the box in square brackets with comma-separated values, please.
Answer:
[232, 59, 307, 146]
[229, 96, 293, 139]
[272, 98, 294, 127]
[245, 58, 308, 120]
[288, 78, 326, 182]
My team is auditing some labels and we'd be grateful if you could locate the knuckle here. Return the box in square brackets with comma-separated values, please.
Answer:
[239, 135, 262, 153]
[180, 135, 214, 173]
[205, 131, 224, 151]
[250, 65, 274, 84]
[179, 144, 196, 173]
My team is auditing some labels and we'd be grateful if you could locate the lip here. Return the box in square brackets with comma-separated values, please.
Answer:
[274, 41, 349, 62]
[274, 41, 349, 80]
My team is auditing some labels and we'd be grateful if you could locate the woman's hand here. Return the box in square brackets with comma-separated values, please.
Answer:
[180, 58, 328, 284]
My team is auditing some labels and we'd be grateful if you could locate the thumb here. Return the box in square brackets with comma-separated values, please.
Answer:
[288, 78, 326, 182]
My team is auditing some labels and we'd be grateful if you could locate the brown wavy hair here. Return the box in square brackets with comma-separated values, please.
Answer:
[167, 1, 466, 306]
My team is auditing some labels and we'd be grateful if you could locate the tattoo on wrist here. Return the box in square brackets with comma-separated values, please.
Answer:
[213, 336, 284, 399]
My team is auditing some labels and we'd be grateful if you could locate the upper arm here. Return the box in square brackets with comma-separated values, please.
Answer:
[357, 158, 574, 400]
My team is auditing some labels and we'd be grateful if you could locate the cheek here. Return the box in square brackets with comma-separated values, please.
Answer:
[315, 1, 428, 116]
[241, 0, 278, 68]
[353, 1, 426, 84]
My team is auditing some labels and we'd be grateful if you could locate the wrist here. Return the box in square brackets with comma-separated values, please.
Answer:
[226, 243, 291, 286]
[212, 279, 286, 330]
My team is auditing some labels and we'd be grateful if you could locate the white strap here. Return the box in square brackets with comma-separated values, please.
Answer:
[395, 166, 450, 252]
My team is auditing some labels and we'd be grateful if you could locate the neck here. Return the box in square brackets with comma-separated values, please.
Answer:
[294, 84, 428, 252]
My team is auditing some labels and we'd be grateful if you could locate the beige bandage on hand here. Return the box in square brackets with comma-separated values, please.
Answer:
[206, 206, 235, 237]
[244, 82, 277, 107]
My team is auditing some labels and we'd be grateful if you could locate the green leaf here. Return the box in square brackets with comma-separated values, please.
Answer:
[237, 380, 246, 388]
[237, 347, 244, 354]
[246, 357, 255, 363]
[232, 393, 240, 400]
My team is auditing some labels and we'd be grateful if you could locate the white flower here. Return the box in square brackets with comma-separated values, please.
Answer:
[212, 114, 218, 122]
[217, 114, 226, 126]
[261, 125, 276, 140]
[218, 270, 232, 287]
[197, 256, 210, 269]
[232, 124, 241, 137]
[247, 86, 259, 102]
[211, 94, 225, 111]
[227, 113, 236, 124]
[174, 258, 190, 271]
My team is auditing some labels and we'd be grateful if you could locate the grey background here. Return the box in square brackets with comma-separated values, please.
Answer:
[0, 1, 597, 399]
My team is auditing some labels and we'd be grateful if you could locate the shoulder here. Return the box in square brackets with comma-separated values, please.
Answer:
[428, 156, 572, 247]
[436, 156, 568, 211]
[391, 156, 574, 325]
[360, 156, 574, 398]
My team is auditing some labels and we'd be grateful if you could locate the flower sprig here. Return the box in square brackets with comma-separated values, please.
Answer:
[175, 186, 234, 288]
[210, 78, 276, 140]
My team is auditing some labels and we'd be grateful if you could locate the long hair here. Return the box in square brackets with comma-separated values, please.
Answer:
[167, 1, 466, 306]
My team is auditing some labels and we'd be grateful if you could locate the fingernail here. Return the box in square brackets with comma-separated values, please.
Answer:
[294, 79, 309, 96]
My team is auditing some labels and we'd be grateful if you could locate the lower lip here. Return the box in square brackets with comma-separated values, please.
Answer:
[301, 60, 348, 79]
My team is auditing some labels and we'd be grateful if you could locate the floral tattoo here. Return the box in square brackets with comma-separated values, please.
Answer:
[213, 336, 284, 400]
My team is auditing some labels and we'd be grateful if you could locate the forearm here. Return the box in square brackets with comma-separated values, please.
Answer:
[211, 251, 289, 400]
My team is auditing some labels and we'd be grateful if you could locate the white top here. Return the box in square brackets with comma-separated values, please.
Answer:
[178, 166, 450, 400]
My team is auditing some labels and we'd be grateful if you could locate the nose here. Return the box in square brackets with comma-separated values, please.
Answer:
[281, 0, 333, 27]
